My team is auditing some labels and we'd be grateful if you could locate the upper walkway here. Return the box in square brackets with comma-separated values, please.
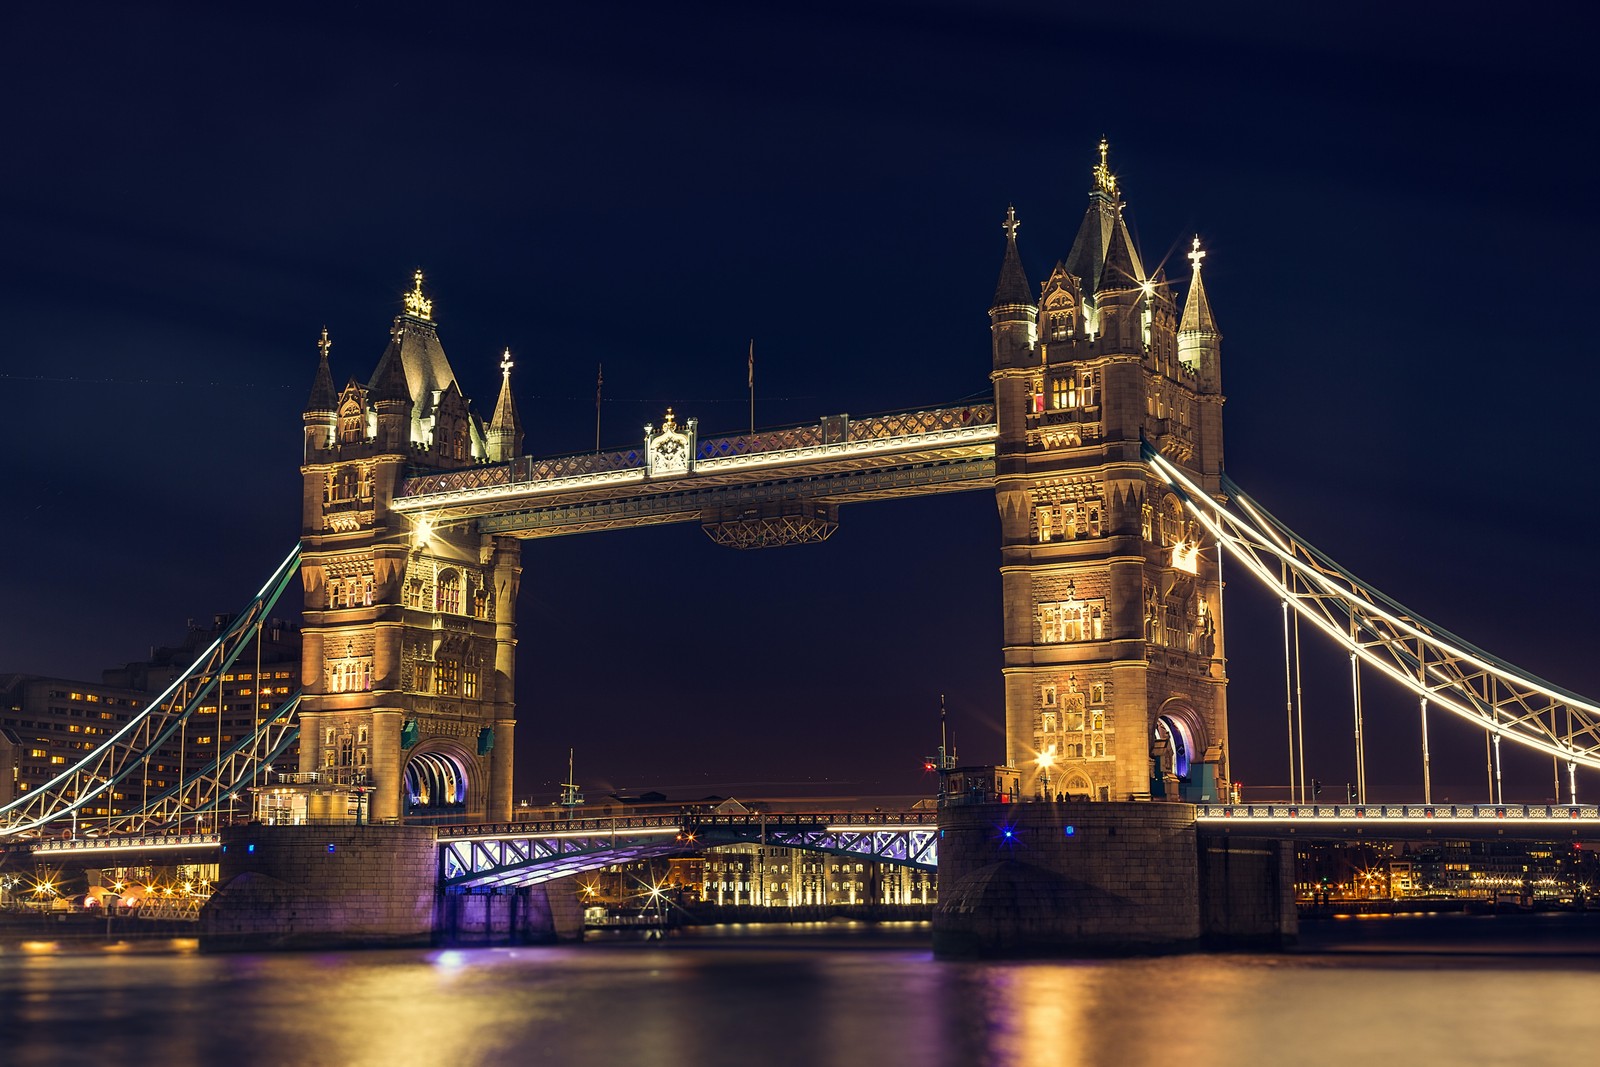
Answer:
[390, 403, 997, 537]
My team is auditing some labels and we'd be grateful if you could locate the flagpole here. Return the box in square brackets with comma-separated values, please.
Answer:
[595, 362, 603, 452]
[747, 339, 754, 435]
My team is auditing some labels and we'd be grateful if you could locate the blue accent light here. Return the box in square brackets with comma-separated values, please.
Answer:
[327, 844, 337, 853]
[1064, 825, 1076, 836]
[247, 844, 256, 853]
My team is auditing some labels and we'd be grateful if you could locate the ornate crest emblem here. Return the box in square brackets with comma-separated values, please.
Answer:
[644, 408, 697, 477]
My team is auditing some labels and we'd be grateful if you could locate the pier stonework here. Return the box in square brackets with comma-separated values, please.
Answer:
[200, 824, 439, 950]
[932, 802, 1297, 956]
[934, 801, 1202, 956]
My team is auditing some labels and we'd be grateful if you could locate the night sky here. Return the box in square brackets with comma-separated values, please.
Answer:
[5, 3, 1597, 806]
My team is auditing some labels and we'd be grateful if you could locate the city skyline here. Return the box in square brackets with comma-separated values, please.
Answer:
[5, 5, 1597, 804]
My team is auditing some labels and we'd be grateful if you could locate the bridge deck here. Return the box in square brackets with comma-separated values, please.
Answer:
[392, 403, 997, 534]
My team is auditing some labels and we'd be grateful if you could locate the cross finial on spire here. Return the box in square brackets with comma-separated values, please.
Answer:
[1187, 235, 1206, 274]
[404, 268, 433, 320]
[317, 325, 332, 361]
[1093, 137, 1117, 196]
[500, 347, 514, 380]
[1002, 204, 1020, 240]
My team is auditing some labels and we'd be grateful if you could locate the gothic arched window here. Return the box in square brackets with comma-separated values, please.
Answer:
[438, 571, 462, 614]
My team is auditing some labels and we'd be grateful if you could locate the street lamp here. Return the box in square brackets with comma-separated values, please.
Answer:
[1037, 745, 1057, 801]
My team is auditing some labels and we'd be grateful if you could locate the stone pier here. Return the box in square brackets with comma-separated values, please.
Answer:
[933, 801, 1295, 957]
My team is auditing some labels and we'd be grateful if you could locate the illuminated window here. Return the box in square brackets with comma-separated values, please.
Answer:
[464, 665, 479, 700]
[434, 658, 460, 696]
[438, 571, 462, 614]
[1090, 683, 1105, 704]
[1041, 711, 1057, 733]
[1040, 685, 1056, 708]
[1040, 599, 1106, 643]
[1036, 506, 1055, 542]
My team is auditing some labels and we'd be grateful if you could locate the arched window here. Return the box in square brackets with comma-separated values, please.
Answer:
[437, 571, 462, 614]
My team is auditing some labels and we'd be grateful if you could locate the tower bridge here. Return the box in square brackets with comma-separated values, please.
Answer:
[5, 141, 1597, 954]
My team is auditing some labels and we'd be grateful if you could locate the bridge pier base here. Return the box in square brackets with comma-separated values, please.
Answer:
[933, 802, 1295, 957]
[436, 878, 584, 946]
[200, 824, 438, 951]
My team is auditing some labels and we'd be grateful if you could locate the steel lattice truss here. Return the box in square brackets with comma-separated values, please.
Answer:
[102, 696, 302, 835]
[0, 546, 302, 837]
[1145, 446, 1600, 769]
[438, 811, 937, 889]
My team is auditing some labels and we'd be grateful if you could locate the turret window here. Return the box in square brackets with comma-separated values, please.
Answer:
[1040, 600, 1106, 643]
[434, 658, 460, 696]
[437, 571, 462, 614]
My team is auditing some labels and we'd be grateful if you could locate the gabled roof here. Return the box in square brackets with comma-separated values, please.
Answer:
[1097, 216, 1142, 294]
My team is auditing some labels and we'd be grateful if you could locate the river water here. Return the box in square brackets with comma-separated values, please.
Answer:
[3, 914, 1598, 1066]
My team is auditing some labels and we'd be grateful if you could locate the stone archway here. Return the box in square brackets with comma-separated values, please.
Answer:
[1153, 699, 1213, 801]
[403, 744, 473, 820]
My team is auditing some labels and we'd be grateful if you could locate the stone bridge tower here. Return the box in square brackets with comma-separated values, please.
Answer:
[990, 142, 1228, 804]
[298, 272, 521, 824]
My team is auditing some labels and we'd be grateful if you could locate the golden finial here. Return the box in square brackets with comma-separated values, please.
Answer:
[1187, 235, 1206, 274]
[1093, 137, 1117, 197]
[662, 407, 677, 433]
[1002, 204, 1020, 240]
[500, 347, 514, 379]
[404, 268, 433, 320]
[317, 325, 332, 360]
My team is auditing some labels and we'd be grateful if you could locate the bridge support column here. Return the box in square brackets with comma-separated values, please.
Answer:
[934, 801, 1295, 957]
[200, 824, 438, 951]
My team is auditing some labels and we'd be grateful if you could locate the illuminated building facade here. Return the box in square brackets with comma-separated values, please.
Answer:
[299, 274, 522, 824]
[0, 675, 143, 814]
[990, 141, 1229, 803]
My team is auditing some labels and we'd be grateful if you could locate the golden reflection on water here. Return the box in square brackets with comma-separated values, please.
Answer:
[5, 923, 1600, 1067]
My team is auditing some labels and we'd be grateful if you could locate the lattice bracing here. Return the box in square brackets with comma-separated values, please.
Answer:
[1144, 445, 1600, 771]
[437, 810, 938, 889]
[0, 546, 302, 837]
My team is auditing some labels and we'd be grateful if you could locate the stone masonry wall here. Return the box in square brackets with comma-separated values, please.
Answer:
[934, 800, 1201, 957]
[200, 824, 438, 951]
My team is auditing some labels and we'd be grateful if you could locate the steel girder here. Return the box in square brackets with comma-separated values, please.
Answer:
[437, 810, 938, 889]
[1144, 445, 1600, 771]
[0, 546, 302, 837]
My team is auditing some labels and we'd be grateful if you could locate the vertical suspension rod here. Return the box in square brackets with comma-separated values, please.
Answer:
[1281, 576, 1296, 802]
[1418, 649, 1431, 806]
[1294, 608, 1306, 807]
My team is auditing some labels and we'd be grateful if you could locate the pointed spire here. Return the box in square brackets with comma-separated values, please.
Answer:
[304, 326, 337, 414]
[369, 328, 412, 404]
[991, 204, 1035, 309]
[1179, 236, 1220, 335]
[1098, 216, 1141, 295]
[488, 347, 524, 461]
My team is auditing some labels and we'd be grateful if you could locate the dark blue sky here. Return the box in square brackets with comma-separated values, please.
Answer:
[4, 2, 1597, 804]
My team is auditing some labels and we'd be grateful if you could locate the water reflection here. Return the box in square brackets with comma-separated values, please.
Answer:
[1, 919, 1599, 1067]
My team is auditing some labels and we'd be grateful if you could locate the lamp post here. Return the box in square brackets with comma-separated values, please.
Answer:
[1037, 745, 1057, 801]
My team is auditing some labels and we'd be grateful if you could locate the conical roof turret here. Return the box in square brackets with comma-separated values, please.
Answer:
[304, 326, 337, 415]
[487, 348, 524, 461]
[991, 205, 1035, 309]
[1178, 236, 1220, 336]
